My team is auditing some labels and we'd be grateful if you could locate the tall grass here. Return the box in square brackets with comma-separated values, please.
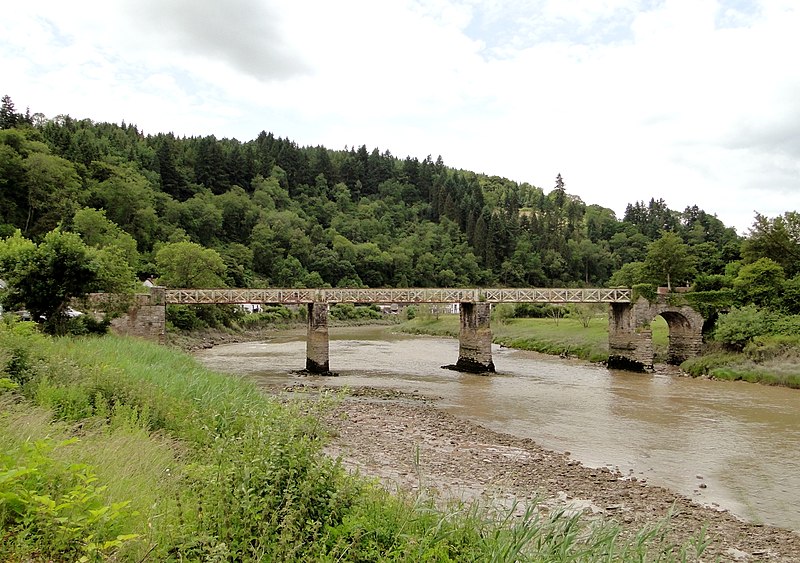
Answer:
[681, 336, 800, 388]
[0, 320, 706, 561]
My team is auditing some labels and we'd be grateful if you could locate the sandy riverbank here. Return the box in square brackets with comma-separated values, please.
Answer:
[270, 383, 799, 562]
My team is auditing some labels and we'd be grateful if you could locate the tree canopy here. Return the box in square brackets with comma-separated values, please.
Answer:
[0, 93, 795, 316]
[0, 229, 135, 334]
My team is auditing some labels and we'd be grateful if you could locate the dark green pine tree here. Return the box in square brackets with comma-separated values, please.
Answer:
[0, 95, 19, 129]
[156, 135, 191, 200]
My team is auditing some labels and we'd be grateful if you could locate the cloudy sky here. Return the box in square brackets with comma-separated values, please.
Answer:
[4, 0, 799, 233]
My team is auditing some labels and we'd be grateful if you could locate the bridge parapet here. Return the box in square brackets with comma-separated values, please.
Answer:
[164, 287, 632, 305]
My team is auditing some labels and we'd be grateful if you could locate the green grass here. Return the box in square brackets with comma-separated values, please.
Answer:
[0, 319, 708, 561]
[401, 314, 670, 363]
[681, 353, 800, 388]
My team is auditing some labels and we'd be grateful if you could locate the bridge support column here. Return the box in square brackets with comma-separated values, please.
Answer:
[607, 302, 654, 371]
[453, 302, 495, 373]
[306, 301, 331, 374]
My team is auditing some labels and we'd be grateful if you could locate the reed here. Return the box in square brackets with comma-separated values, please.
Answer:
[1, 321, 706, 561]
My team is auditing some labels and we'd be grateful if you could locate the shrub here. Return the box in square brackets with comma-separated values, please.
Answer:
[238, 306, 297, 328]
[329, 303, 381, 321]
[683, 289, 735, 318]
[782, 274, 800, 314]
[0, 438, 138, 561]
[491, 303, 515, 324]
[692, 274, 733, 292]
[166, 305, 204, 331]
[513, 303, 560, 318]
[733, 258, 785, 309]
[713, 305, 770, 351]
[681, 353, 740, 377]
[632, 283, 657, 302]
[771, 313, 800, 336]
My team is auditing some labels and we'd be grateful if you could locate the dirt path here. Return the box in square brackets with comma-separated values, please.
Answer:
[274, 383, 799, 562]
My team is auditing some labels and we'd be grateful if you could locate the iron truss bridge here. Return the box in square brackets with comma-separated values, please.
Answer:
[165, 287, 632, 305]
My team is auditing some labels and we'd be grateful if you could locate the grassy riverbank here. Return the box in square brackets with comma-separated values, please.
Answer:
[399, 314, 669, 363]
[0, 320, 708, 561]
[680, 350, 800, 388]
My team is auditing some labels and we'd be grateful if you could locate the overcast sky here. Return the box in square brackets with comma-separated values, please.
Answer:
[4, 0, 799, 234]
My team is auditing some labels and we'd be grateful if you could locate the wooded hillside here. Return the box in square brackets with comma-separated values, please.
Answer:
[2, 94, 762, 292]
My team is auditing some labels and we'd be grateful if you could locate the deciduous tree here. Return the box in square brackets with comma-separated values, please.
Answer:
[0, 229, 131, 334]
[643, 231, 695, 290]
[155, 241, 227, 288]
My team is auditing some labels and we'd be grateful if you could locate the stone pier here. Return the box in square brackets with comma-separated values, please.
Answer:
[306, 301, 331, 374]
[452, 302, 495, 373]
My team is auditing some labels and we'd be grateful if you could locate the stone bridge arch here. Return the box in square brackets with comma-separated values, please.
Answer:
[608, 296, 705, 371]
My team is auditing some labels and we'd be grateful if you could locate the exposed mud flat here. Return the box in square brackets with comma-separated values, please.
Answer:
[273, 383, 800, 563]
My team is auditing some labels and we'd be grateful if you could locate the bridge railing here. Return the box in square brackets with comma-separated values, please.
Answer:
[164, 287, 632, 305]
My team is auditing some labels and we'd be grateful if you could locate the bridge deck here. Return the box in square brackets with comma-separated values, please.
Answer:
[165, 287, 631, 305]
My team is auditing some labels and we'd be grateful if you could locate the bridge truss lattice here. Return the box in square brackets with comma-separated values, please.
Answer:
[165, 287, 631, 305]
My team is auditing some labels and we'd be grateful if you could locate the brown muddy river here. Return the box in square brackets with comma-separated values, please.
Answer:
[195, 326, 800, 531]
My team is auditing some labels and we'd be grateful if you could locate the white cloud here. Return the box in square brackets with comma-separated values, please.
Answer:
[3, 0, 799, 232]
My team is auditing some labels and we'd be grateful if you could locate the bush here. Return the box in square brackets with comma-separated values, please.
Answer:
[61, 314, 111, 336]
[238, 306, 297, 329]
[733, 258, 785, 309]
[632, 283, 657, 302]
[166, 304, 204, 331]
[692, 274, 732, 292]
[513, 303, 560, 318]
[681, 352, 740, 376]
[0, 318, 45, 386]
[683, 289, 735, 319]
[713, 305, 770, 351]
[782, 274, 800, 314]
[0, 438, 138, 561]
[491, 303, 515, 324]
[329, 303, 381, 321]
[771, 313, 800, 336]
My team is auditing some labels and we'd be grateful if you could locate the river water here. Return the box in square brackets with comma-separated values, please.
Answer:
[195, 326, 800, 531]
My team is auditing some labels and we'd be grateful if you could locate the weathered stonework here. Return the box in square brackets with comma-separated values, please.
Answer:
[106, 287, 166, 343]
[608, 296, 704, 371]
[453, 302, 495, 373]
[306, 301, 331, 374]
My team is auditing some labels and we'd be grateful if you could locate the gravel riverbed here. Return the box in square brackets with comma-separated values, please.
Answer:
[271, 383, 800, 562]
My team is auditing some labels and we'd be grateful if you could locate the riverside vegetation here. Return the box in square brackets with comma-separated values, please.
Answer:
[0, 319, 716, 561]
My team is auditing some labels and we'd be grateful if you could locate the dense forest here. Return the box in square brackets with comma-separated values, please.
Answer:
[2, 93, 800, 316]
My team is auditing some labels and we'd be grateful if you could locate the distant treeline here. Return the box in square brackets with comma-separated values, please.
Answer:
[2, 94, 795, 292]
